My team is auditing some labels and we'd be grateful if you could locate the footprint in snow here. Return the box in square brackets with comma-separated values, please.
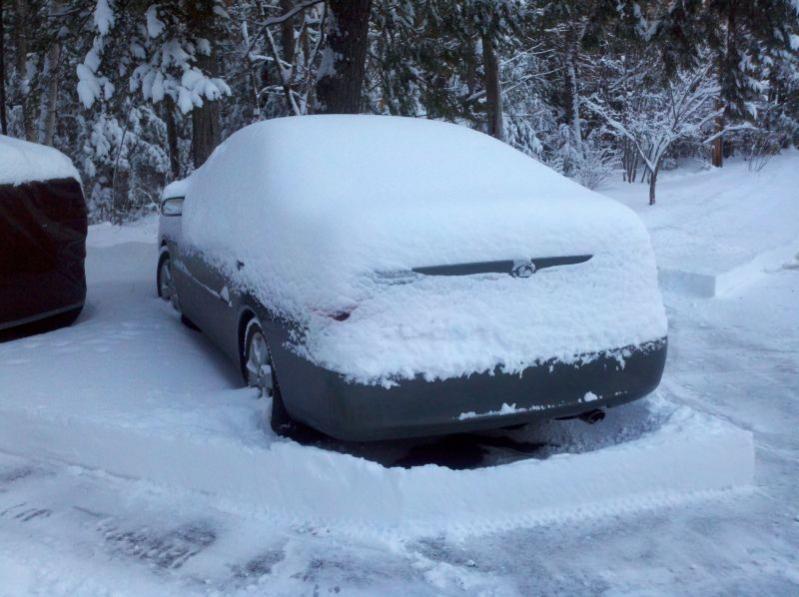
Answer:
[101, 521, 217, 570]
[231, 548, 286, 582]
[0, 502, 52, 522]
[14, 507, 52, 522]
[0, 466, 36, 491]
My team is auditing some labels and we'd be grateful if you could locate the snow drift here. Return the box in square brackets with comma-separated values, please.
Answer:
[183, 116, 667, 384]
[0, 391, 754, 533]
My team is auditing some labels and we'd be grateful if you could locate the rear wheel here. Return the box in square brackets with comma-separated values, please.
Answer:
[243, 318, 292, 434]
[245, 323, 273, 396]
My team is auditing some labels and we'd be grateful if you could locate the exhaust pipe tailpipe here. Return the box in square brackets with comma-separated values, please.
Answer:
[578, 409, 606, 425]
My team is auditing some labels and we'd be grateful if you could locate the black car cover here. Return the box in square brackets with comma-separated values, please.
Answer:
[0, 177, 88, 338]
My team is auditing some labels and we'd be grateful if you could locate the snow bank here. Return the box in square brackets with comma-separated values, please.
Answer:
[605, 151, 799, 297]
[183, 116, 666, 384]
[0, 393, 754, 533]
[0, 135, 80, 186]
[657, 235, 799, 298]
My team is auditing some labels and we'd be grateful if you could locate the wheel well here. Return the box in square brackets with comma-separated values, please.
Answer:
[157, 249, 170, 267]
[238, 309, 256, 381]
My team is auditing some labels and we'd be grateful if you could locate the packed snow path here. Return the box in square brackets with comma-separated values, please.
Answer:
[1, 156, 797, 594]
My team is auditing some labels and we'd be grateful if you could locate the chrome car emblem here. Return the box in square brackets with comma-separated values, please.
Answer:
[511, 259, 537, 278]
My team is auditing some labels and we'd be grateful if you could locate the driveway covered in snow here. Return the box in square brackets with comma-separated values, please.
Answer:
[0, 156, 797, 595]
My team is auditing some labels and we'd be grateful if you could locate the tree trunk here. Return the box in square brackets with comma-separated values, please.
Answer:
[188, 5, 222, 169]
[276, 0, 297, 115]
[712, 63, 724, 166]
[41, 40, 61, 145]
[191, 89, 221, 168]
[280, 0, 296, 67]
[712, 117, 723, 167]
[164, 96, 180, 179]
[13, 0, 34, 140]
[713, 2, 738, 168]
[481, 32, 503, 141]
[648, 162, 660, 206]
[191, 61, 221, 167]
[622, 140, 639, 183]
[0, 0, 7, 135]
[315, 0, 372, 114]
[564, 29, 582, 153]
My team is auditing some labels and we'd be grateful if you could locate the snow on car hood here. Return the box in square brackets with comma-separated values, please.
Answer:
[0, 134, 80, 187]
[183, 115, 666, 384]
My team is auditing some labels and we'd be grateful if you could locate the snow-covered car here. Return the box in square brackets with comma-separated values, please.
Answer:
[161, 116, 668, 441]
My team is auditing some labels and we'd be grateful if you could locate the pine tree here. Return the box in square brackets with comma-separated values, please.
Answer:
[656, 0, 799, 166]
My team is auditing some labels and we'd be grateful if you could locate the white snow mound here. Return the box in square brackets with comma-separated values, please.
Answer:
[0, 393, 754, 533]
[183, 116, 667, 384]
[0, 134, 80, 186]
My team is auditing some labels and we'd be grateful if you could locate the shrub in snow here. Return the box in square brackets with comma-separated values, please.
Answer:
[586, 61, 719, 205]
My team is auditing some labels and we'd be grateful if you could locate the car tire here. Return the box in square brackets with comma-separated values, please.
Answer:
[243, 318, 293, 435]
[157, 253, 179, 312]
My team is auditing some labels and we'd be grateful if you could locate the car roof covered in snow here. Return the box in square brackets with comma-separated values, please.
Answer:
[183, 116, 634, 261]
[0, 134, 80, 187]
[188, 115, 605, 214]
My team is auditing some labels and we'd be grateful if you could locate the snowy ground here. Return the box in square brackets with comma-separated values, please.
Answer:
[606, 151, 799, 296]
[0, 154, 797, 595]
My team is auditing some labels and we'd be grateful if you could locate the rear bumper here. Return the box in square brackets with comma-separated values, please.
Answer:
[0, 303, 84, 341]
[276, 337, 668, 442]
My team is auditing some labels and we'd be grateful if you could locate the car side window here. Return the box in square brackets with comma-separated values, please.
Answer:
[161, 197, 184, 216]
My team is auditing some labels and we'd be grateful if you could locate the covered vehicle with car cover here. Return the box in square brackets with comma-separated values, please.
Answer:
[166, 115, 668, 441]
[0, 135, 87, 340]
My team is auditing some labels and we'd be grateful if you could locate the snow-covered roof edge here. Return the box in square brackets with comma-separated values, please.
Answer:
[0, 134, 81, 187]
[162, 177, 190, 199]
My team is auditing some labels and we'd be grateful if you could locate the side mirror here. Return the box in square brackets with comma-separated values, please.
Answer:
[161, 197, 184, 216]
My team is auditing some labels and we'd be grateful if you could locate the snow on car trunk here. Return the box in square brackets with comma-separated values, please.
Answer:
[183, 116, 666, 385]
